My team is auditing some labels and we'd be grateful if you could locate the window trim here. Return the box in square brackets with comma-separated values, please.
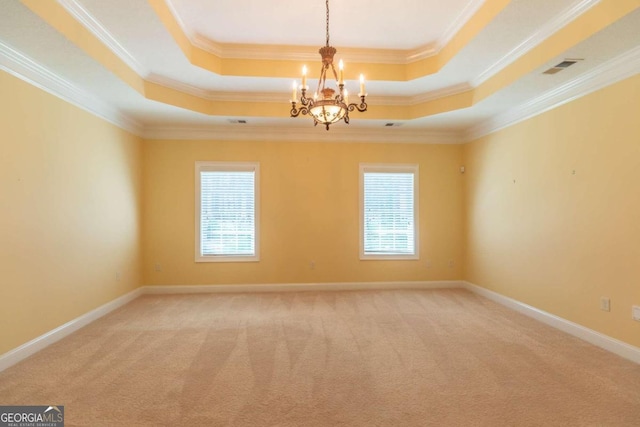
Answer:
[359, 163, 419, 260]
[195, 161, 260, 263]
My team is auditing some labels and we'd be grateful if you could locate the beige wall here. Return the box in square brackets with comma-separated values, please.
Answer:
[0, 71, 143, 355]
[463, 74, 640, 347]
[143, 140, 464, 286]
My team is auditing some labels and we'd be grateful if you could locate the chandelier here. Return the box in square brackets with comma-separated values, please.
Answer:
[289, 0, 367, 130]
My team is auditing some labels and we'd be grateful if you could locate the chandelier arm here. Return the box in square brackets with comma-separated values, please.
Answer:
[290, 102, 311, 118]
[347, 96, 368, 113]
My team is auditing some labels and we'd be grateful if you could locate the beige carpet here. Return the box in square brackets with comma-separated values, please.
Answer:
[1, 289, 639, 426]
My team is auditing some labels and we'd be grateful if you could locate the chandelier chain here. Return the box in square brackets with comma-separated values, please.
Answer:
[325, 0, 330, 47]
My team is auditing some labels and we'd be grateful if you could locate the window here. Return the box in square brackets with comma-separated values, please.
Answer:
[195, 162, 259, 262]
[360, 164, 419, 260]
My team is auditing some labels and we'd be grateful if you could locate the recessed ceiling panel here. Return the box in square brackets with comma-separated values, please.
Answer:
[167, 0, 483, 49]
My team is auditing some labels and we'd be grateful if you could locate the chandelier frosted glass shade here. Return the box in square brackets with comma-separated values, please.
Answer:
[309, 102, 347, 124]
[309, 100, 347, 125]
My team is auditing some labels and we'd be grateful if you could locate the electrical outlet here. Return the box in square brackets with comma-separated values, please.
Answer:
[448, 260, 455, 268]
[425, 260, 432, 268]
[115, 271, 121, 281]
[310, 261, 316, 270]
[154, 263, 161, 272]
[632, 306, 640, 321]
[600, 297, 610, 312]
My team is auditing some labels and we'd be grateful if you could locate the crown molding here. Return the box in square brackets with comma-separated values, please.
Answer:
[464, 45, 640, 141]
[192, 34, 317, 62]
[57, 0, 149, 77]
[430, 0, 486, 60]
[147, 73, 289, 103]
[192, 35, 424, 64]
[142, 125, 463, 144]
[146, 73, 218, 100]
[368, 83, 472, 106]
[411, 83, 473, 104]
[164, 0, 192, 40]
[471, 0, 600, 87]
[0, 40, 143, 136]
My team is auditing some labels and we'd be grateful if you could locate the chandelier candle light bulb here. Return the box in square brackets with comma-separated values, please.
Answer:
[302, 66, 307, 88]
[289, 0, 368, 130]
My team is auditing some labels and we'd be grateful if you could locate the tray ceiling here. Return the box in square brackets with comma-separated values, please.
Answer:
[0, 0, 639, 142]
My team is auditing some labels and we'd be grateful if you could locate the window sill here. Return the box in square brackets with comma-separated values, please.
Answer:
[359, 254, 419, 261]
[196, 255, 260, 263]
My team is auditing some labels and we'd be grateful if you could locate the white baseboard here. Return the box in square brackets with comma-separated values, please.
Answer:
[0, 287, 143, 372]
[144, 280, 462, 294]
[463, 281, 640, 364]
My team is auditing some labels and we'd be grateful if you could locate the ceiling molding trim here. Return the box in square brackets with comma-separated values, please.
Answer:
[207, 91, 286, 103]
[143, 125, 463, 144]
[192, 33, 421, 65]
[465, 44, 640, 141]
[147, 73, 286, 102]
[57, 0, 149, 77]
[430, 0, 487, 60]
[357, 83, 472, 107]
[0, 40, 143, 136]
[399, 0, 487, 64]
[164, 0, 196, 43]
[410, 83, 473, 104]
[471, 0, 601, 87]
[396, 45, 438, 65]
[366, 96, 409, 106]
[191, 33, 225, 58]
[147, 73, 213, 100]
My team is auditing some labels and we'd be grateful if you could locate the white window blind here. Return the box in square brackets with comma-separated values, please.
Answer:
[361, 165, 418, 259]
[196, 162, 259, 262]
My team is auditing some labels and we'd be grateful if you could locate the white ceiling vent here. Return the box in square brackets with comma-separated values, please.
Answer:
[543, 58, 584, 75]
[384, 123, 403, 127]
[228, 119, 248, 124]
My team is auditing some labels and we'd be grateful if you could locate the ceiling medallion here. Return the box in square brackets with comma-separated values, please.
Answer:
[289, 0, 367, 130]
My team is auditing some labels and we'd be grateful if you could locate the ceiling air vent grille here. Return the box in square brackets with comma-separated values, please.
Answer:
[228, 119, 247, 124]
[384, 123, 403, 127]
[543, 58, 583, 75]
